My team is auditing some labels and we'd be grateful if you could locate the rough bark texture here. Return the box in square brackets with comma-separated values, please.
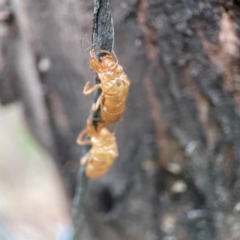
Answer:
[2, 0, 240, 239]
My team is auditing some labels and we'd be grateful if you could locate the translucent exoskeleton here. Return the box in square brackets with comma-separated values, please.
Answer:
[84, 49, 131, 123]
[76, 120, 119, 179]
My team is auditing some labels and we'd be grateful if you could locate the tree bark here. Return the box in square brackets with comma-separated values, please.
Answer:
[2, 0, 240, 239]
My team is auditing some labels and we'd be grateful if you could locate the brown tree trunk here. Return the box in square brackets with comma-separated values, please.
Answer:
[1, 0, 240, 239]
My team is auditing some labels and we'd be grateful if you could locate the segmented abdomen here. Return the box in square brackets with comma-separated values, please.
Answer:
[86, 141, 118, 179]
[101, 77, 130, 123]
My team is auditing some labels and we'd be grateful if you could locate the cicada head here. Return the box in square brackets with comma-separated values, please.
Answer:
[90, 49, 117, 74]
[99, 53, 116, 71]
[99, 127, 115, 144]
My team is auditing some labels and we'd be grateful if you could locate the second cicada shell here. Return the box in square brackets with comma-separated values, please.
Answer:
[76, 121, 119, 179]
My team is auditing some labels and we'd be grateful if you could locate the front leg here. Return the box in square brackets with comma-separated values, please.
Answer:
[92, 92, 103, 111]
[80, 150, 91, 165]
[76, 128, 91, 145]
[83, 82, 102, 95]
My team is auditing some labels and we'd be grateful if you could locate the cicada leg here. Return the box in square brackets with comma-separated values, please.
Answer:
[83, 82, 102, 95]
[80, 150, 91, 165]
[112, 122, 119, 136]
[109, 51, 118, 70]
[92, 92, 103, 111]
[76, 128, 91, 145]
[90, 49, 95, 58]
[112, 51, 119, 65]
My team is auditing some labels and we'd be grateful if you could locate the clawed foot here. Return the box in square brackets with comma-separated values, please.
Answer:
[83, 81, 91, 95]
[92, 103, 99, 111]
